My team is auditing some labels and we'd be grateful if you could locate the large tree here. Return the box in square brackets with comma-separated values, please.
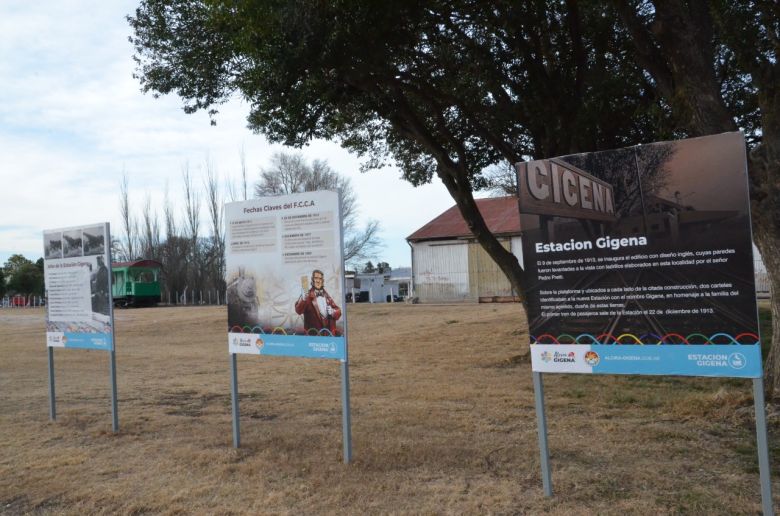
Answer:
[128, 0, 660, 297]
[128, 1, 780, 393]
[609, 0, 780, 391]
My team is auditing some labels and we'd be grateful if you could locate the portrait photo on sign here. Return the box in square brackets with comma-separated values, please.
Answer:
[227, 261, 344, 337]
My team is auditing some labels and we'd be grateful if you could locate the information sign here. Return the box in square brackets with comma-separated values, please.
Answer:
[225, 191, 346, 359]
[518, 132, 761, 378]
[43, 223, 114, 350]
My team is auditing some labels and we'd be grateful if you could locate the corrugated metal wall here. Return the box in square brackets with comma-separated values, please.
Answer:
[468, 240, 512, 298]
[412, 237, 523, 302]
[412, 241, 470, 301]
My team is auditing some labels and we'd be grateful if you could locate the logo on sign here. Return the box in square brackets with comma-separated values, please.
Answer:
[553, 351, 576, 363]
[584, 351, 600, 366]
[541, 351, 553, 363]
[729, 352, 746, 370]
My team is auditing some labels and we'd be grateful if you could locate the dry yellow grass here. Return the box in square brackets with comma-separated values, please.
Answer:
[0, 304, 778, 514]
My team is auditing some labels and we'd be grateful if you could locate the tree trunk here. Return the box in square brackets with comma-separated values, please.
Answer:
[436, 166, 527, 304]
[749, 134, 780, 396]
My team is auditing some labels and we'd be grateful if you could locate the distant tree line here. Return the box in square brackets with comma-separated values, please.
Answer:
[116, 152, 382, 301]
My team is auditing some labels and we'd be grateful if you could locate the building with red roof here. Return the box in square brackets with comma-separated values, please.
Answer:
[406, 197, 523, 303]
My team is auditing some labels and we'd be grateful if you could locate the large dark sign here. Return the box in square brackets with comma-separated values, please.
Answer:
[517, 132, 761, 377]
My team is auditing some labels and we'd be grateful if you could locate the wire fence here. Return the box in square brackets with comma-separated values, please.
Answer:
[0, 291, 227, 308]
[0, 266, 773, 307]
[160, 289, 226, 306]
[1, 295, 46, 308]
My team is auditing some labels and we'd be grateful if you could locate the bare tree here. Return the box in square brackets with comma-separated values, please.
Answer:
[255, 152, 310, 196]
[182, 162, 202, 293]
[254, 151, 382, 264]
[138, 192, 161, 260]
[240, 145, 248, 201]
[485, 162, 519, 197]
[204, 158, 225, 291]
[119, 171, 138, 261]
[344, 219, 382, 264]
[182, 162, 201, 246]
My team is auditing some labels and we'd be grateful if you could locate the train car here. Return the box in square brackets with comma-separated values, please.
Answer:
[111, 260, 163, 307]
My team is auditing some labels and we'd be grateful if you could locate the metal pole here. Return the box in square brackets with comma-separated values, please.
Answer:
[48, 346, 56, 420]
[106, 223, 119, 433]
[341, 359, 353, 463]
[753, 377, 774, 516]
[109, 349, 118, 432]
[336, 190, 353, 464]
[230, 353, 240, 448]
[533, 371, 553, 496]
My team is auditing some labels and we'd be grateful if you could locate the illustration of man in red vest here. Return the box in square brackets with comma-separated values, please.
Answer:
[295, 269, 342, 334]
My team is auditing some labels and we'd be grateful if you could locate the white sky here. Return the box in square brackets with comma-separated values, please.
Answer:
[0, 1, 459, 269]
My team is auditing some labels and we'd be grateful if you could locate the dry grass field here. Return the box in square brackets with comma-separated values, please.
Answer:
[1, 303, 778, 515]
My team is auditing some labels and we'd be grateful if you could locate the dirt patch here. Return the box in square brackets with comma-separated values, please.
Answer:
[0, 305, 777, 514]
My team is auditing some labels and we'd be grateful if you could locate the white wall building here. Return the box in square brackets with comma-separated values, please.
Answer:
[406, 197, 523, 303]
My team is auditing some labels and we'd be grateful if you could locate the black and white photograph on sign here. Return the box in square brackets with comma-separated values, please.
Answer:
[44, 223, 113, 337]
[518, 132, 758, 345]
[62, 230, 83, 258]
[91, 255, 111, 316]
[82, 226, 106, 256]
[44, 232, 63, 260]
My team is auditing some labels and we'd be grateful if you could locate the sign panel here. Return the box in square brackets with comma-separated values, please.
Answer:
[225, 191, 346, 359]
[517, 132, 761, 377]
[43, 223, 114, 350]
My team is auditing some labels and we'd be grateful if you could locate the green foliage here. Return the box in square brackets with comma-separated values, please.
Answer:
[362, 261, 375, 273]
[128, 1, 665, 184]
[3, 254, 43, 296]
[0, 267, 5, 298]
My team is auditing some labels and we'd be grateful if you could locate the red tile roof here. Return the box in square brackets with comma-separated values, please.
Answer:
[407, 196, 521, 242]
[112, 259, 163, 269]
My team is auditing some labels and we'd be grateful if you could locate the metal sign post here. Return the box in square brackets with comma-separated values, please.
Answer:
[230, 352, 241, 448]
[109, 348, 118, 432]
[532, 372, 552, 496]
[340, 359, 352, 463]
[338, 195, 352, 464]
[753, 377, 774, 515]
[48, 347, 56, 420]
[517, 134, 771, 510]
[43, 222, 117, 432]
[224, 191, 352, 462]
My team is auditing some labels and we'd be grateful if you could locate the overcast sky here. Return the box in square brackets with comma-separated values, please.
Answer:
[0, 1, 461, 269]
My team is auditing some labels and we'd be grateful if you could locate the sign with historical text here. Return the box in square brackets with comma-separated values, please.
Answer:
[517, 132, 761, 377]
[225, 191, 346, 359]
[43, 223, 114, 350]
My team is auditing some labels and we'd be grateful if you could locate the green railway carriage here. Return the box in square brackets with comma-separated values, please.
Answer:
[111, 260, 162, 307]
